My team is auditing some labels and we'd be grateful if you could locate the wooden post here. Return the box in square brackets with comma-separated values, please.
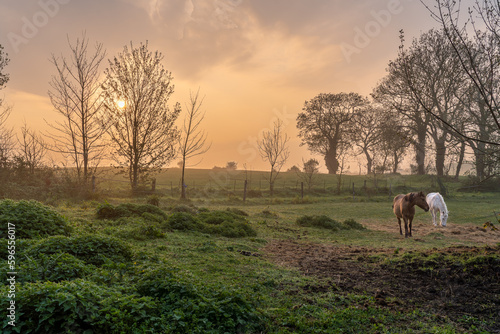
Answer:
[152, 178, 156, 192]
[352, 182, 355, 201]
[243, 179, 248, 202]
[92, 175, 96, 193]
[301, 182, 304, 199]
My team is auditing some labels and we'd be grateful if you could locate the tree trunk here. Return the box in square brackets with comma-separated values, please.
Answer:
[363, 148, 373, 174]
[392, 151, 399, 174]
[435, 139, 446, 176]
[454, 141, 466, 179]
[180, 158, 186, 199]
[325, 147, 338, 174]
[415, 122, 427, 175]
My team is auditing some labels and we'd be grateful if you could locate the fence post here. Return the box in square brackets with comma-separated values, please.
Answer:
[301, 182, 304, 199]
[92, 175, 96, 193]
[352, 182, 355, 200]
[243, 179, 248, 202]
[152, 178, 156, 192]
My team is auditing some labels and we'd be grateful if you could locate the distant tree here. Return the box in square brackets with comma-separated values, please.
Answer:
[0, 44, 8, 93]
[374, 55, 430, 175]
[258, 119, 290, 196]
[0, 106, 13, 169]
[375, 112, 411, 174]
[0, 45, 11, 169]
[299, 158, 320, 191]
[351, 104, 385, 174]
[17, 122, 47, 174]
[226, 161, 237, 170]
[287, 165, 300, 173]
[47, 34, 107, 184]
[178, 89, 211, 199]
[102, 42, 180, 191]
[297, 92, 368, 174]
[397, 29, 466, 176]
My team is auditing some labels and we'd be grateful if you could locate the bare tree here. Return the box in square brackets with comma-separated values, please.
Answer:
[258, 119, 290, 196]
[48, 34, 107, 184]
[0, 45, 11, 169]
[0, 106, 13, 169]
[419, 1, 500, 175]
[18, 122, 47, 174]
[102, 42, 180, 191]
[178, 89, 211, 199]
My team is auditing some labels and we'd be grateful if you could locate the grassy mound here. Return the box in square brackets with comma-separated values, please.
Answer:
[296, 215, 365, 231]
[164, 210, 257, 238]
[0, 199, 72, 239]
[96, 202, 168, 220]
[27, 235, 133, 266]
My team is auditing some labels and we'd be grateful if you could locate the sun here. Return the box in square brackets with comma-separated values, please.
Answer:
[116, 100, 126, 109]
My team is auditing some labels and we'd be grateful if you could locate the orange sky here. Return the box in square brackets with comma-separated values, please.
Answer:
[0, 0, 440, 172]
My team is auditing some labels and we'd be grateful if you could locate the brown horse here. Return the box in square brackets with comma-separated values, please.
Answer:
[393, 191, 429, 238]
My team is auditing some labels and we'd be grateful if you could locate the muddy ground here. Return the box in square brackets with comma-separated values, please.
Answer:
[263, 224, 500, 333]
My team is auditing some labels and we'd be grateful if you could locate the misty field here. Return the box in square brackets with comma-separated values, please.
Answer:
[2, 171, 500, 333]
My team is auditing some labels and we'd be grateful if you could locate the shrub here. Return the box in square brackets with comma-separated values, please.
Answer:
[136, 267, 264, 333]
[169, 204, 198, 215]
[27, 235, 133, 266]
[1, 280, 157, 334]
[164, 212, 204, 231]
[96, 202, 168, 220]
[146, 194, 160, 206]
[0, 199, 72, 239]
[20, 252, 92, 283]
[296, 215, 343, 231]
[342, 218, 365, 230]
[198, 210, 246, 225]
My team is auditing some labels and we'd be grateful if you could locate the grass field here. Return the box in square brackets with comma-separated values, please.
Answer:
[2, 170, 500, 333]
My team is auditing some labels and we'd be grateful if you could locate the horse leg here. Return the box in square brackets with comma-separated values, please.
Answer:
[432, 210, 437, 226]
[398, 217, 402, 235]
[408, 216, 413, 237]
[403, 217, 409, 238]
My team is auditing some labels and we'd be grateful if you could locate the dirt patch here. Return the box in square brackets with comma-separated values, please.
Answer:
[263, 240, 500, 333]
[363, 219, 500, 245]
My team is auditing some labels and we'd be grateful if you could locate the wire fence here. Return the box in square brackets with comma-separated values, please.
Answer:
[92, 170, 438, 200]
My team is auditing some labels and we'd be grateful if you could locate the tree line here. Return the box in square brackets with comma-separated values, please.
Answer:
[0, 35, 209, 195]
[296, 1, 500, 181]
[0, 1, 499, 198]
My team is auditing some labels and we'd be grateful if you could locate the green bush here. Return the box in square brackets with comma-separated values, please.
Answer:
[169, 204, 198, 215]
[296, 215, 343, 231]
[136, 267, 264, 333]
[206, 221, 258, 238]
[146, 194, 160, 206]
[1, 279, 157, 334]
[198, 210, 246, 225]
[20, 252, 92, 283]
[164, 212, 204, 231]
[0, 199, 72, 239]
[96, 202, 168, 220]
[342, 218, 365, 230]
[27, 235, 133, 266]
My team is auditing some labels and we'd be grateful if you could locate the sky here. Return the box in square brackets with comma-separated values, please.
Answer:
[0, 0, 440, 173]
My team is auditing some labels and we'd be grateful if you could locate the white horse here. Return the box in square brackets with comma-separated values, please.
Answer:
[426, 192, 448, 227]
